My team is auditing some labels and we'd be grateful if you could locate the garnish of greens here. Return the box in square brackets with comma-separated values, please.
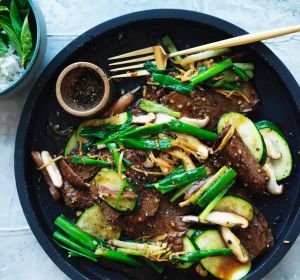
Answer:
[0, 0, 33, 65]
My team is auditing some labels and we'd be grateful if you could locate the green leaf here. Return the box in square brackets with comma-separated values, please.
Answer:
[20, 13, 32, 65]
[0, 6, 9, 12]
[0, 35, 8, 56]
[15, 0, 29, 20]
[10, 0, 22, 38]
[0, 15, 22, 56]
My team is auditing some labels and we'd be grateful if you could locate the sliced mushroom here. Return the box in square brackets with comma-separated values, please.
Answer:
[31, 151, 61, 200]
[102, 88, 139, 117]
[220, 226, 249, 263]
[40, 151, 63, 188]
[132, 113, 156, 124]
[181, 215, 200, 223]
[182, 212, 249, 228]
[167, 149, 196, 171]
[264, 137, 282, 160]
[148, 152, 173, 174]
[154, 113, 175, 124]
[175, 133, 211, 159]
[179, 116, 210, 128]
[154, 158, 173, 174]
[262, 159, 284, 195]
[204, 211, 249, 228]
[143, 157, 154, 168]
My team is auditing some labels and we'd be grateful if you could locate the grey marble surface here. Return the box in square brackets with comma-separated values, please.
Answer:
[0, 1, 299, 279]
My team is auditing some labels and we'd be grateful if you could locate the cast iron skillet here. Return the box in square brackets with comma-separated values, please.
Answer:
[15, 9, 300, 280]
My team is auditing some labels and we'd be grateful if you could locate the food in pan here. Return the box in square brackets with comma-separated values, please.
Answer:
[32, 35, 292, 280]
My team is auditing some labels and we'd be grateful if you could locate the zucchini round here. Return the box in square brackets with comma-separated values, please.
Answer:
[185, 228, 196, 238]
[64, 131, 77, 156]
[177, 237, 196, 269]
[217, 112, 266, 162]
[195, 230, 251, 280]
[256, 121, 292, 180]
[76, 204, 121, 240]
[214, 196, 253, 221]
[94, 169, 138, 212]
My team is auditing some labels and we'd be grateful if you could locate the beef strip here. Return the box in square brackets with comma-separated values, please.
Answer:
[231, 188, 274, 260]
[59, 159, 88, 187]
[123, 149, 162, 223]
[221, 132, 268, 195]
[120, 196, 188, 252]
[235, 206, 274, 260]
[131, 86, 167, 115]
[124, 188, 160, 224]
[100, 202, 121, 224]
[160, 84, 259, 130]
[61, 181, 94, 209]
[69, 162, 99, 181]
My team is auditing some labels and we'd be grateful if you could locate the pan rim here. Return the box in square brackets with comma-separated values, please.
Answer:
[14, 9, 300, 280]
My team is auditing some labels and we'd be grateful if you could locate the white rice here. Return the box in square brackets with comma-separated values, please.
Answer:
[0, 45, 25, 91]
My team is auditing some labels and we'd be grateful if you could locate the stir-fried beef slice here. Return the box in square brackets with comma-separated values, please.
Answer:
[124, 149, 161, 188]
[68, 162, 99, 181]
[31, 151, 61, 200]
[160, 91, 239, 130]
[239, 83, 260, 112]
[131, 86, 167, 115]
[98, 149, 114, 162]
[121, 196, 188, 252]
[236, 206, 274, 260]
[62, 144, 101, 182]
[160, 85, 259, 130]
[100, 202, 121, 224]
[59, 159, 88, 187]
[61, 181, 94, 209]
[221, 132, 268, 195]
[124, 188, 160, 224]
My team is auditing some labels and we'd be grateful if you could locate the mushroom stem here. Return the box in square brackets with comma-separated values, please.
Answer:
[40, 151, 63, 188]
[179, 116, 210, 128]
[182, 211, 249, 228]
[132, 113, 156, 124]
[263, 159, 284, 195]
[220, 226, 249, 263]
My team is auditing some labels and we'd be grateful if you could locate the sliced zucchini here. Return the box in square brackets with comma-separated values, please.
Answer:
[76, 204, 121, 240]
[64, 131, 77, 156]
[256, 121, 292, 180]
[191, 229, 205, 241]
[214, 196, 253, 221]
[186, 228, 196, 238]
[94, 169, 138, 212]
[177, 237, 196, 269]
[195, 230, 251, 280]
[217, 112, 266, 162]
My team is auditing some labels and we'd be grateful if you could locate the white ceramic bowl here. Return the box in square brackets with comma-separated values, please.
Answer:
[0, 0, 47, 98]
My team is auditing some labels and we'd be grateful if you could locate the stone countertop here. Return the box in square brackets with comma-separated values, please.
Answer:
[0, 1, 299, 279]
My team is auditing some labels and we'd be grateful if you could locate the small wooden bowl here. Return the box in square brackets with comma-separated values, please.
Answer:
[56, 62, 111, 117]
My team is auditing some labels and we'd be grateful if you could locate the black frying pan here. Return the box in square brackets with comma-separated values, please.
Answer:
[14, 9, 300, 280]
